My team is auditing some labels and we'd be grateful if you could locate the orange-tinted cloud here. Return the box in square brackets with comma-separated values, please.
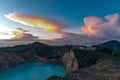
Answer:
[5, 12, 67, 33]
[11, 28, 39, 40]
[11, 28, 27, 40]
[80, 13, 120, 37]
[2, 13, 120, 46]
[80, 16, 103, 36]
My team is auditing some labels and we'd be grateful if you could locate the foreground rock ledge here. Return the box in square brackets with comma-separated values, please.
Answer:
[47, 76, 63, 80]
[65, 59, 120, 80]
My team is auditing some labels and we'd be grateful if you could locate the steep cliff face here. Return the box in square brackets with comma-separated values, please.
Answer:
[73, 49, 101, 68]
[1, 42, 120, 80]
[65, 59, 120, 80]
[61, 49, 101, 73]
[61, 50, 79, 73]
[0, 53, 25, 72]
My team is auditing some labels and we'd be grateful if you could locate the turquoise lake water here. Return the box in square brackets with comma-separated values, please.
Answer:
[0, 63, 66, 80]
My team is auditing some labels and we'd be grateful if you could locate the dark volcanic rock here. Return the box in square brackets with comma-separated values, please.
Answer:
[73, 49, 101, 68]
[48, 58, 63, 65]
[0, 53, 25, 72]
[61, 49, 101, 73]
[0, 42, 69, 60]
[0, 42, 69, 72]
[47, 76, 63, 80]
[65, 59, 120, 80]
[0, 42, 68, 58]
[1, 42, 119, 80]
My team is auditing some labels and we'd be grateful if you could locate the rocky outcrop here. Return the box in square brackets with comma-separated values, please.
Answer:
[65, 59, 120, 80]
[0, 53, 25, 72]
[0, 42, 69, 72]
[47, 76, 63, 80]
[0, 42, 103, 75]
[61, 49, 101, 73]
[61, 50, 78, 73]
[73, 49, 101, 68]
[1, 42, 120, 80]
[48, 58, 63, 65]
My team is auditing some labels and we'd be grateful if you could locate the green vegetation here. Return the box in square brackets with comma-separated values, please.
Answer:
[102, 53, 120, 64]
[98, 40, 120, 52]
[73, 49, 101, 68]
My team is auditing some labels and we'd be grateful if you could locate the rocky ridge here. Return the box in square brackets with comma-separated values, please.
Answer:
[0, 41, 120, 80]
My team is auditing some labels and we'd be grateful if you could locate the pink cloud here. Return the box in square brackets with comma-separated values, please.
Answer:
[2, 13, 120, 46]
[80, 13, 120, 37]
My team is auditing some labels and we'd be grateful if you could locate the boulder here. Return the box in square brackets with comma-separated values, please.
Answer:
[47, 76, 63, 80]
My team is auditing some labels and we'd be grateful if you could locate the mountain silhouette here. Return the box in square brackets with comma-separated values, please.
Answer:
[98, 40, 120, 52]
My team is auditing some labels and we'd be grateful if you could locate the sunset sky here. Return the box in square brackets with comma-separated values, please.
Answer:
[0, 0, 120, 46]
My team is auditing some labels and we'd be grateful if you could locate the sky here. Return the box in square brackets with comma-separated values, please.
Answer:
[0, 0, 120, 46]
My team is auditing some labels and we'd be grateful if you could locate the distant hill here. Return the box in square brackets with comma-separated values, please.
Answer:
[0, 42, 68, 58]
[98, 40, 120, 52]
[0, 45, 2, 48]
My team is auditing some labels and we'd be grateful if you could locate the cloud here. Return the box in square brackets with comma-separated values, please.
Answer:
[11, 28, 39, 40]
[47, 13, 120, 46]
[80, 16, 103, 36]
[3, 13, 120, 46]
[58, 13, 120, 45]
[4, 12, 67, 34]
[0, 32, 9, 35]
[80, 13, 120, 37]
